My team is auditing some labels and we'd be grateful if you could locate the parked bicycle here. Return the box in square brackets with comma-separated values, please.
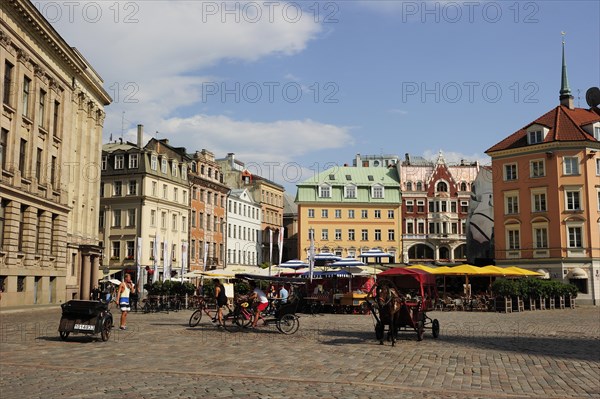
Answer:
[189, 296, 232, 327]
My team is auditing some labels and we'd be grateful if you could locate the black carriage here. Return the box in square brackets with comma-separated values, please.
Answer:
[366, 269, 440, 344]
[58, 300, 113, 341]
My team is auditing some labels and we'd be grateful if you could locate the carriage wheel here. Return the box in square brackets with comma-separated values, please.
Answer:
[277, 314, 299, 335]
[101, 318, 112, 342]
[432, 319, 440, 338]
[375, 321, 384, 341]
[189, 309, 203, 327]
[59, 331, 69, 341]
[417, 320, 425, 341]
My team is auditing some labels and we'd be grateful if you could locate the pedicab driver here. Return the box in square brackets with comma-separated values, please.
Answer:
[116, 273, 136, 330]
[248, 280, 269, 328]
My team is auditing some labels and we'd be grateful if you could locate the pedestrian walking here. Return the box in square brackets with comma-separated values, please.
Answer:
[116, 273, 136, 330]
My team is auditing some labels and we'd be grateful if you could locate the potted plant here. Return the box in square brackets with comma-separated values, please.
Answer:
[511, 280, 525, 312]
[564, 284, 577, 308]
[544, 280, 557, 310]
[492, 278, 514, 313]
[520, 279, 538, 311]
[535, 279, 547, 310]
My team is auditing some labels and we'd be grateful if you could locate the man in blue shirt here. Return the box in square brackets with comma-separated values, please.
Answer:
[279, 285, 289, 304]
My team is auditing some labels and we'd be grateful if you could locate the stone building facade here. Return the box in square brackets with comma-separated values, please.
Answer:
[189, 149, 228, 271]
[0, 0, 111, 306]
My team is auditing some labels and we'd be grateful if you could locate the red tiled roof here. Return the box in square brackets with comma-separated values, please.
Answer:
[486, 106, 600, 153]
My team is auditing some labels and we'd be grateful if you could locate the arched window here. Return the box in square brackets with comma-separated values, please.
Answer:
[460, 182, 467, 191]
[436, 181, 448, 192]
[406, 182, 412, 191]
[200, 165, 205, 175]
[416, 181, 423, 191]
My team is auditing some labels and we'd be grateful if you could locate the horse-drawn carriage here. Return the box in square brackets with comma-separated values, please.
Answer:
[365, 268, 440, 345]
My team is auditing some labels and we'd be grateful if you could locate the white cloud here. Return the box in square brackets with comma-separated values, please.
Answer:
[388, 108, 408, 115]
[45, 1, 322, 131]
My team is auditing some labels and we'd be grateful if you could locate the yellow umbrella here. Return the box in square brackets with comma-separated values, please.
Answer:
[406, 264, 438, 273]
[479, 265, 517, 276]
[430, 265, 488, 298]
[503, 267, 544, 277]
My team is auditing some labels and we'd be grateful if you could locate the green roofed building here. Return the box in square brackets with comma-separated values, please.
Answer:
[295, 166, 402, 263]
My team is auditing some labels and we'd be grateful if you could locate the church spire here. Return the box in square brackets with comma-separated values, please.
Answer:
[559, 32, 574, 109]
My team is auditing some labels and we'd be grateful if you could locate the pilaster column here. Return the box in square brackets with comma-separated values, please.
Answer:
[38, 211, 51, 255]
[21, 206, 37, 254]
[80, 254, 91, 300]
[91, 255, 100, 290]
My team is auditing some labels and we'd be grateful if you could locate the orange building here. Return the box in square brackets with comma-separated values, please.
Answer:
[486, 43, 600, 304]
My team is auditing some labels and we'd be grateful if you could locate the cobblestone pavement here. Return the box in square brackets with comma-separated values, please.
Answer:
[0, 306, 599, 399]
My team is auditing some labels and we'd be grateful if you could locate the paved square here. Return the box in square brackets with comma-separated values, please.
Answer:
[1, 306, 598, 398]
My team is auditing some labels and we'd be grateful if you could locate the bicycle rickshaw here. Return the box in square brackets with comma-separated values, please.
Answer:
[58, 300, 113, 341]
[222, 274, 306, 334]
[365, 268, 440, 344]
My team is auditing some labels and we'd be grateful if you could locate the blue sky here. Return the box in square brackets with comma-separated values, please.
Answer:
[44, 1, 599, 192]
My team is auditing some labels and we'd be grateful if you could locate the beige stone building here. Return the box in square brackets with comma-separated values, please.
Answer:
[0, 0, 111, 306]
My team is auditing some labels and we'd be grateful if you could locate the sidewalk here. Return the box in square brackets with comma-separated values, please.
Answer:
[0, 303, 61, 315]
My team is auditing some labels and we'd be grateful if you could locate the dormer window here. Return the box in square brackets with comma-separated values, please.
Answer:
[595, 126, 600, 140]
[182, 166, 187, 180]
[372, 184, 384, 199]
[527, 125, 549, 145]
[172, 161, 178, 177]
[319, 184, 331, 198]
[114, 154, 124, 169]
[161, 158, 167, 174]
[344, 184, 356, 198]
[150, 155, 157, 171]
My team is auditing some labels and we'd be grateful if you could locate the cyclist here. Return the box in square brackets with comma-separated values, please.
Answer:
[213, 279, 227, 326]
[248, 280, 269, 328]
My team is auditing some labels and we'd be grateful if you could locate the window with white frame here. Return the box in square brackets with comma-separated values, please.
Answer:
[321, 229, 328, 240]
[161, 212, 166, 229]
[113, 209, 121, 227]
[374, 229, 381, 241]
[567, 226, 582, 248]
[319, 184, 331, 198]
[172, 161, 178, 177]
[348, 229, 355, 241]
[128, 180, 137, 195]
[533, 226, 548, 249]
[565, 189, 581, 211]
[174, 188, 178, 202]
[504, 163, 517, 181]
[596, 159, 600, 175]
[114, 181, 122, 196]
[594, 126, 600, 140]
[172, 214, 177, 230]
[528, 130, 543, 144]
[530, 159, 545, 178]
[127, 209, 135, 226]
[150, 210, 156, 227]
[308, 209, 314, 218]
[344, 185, 356, 198]
[417, 200, 425, 213]
[163, 184, 167, 199]
[506, 227, 520, 250]
[374, 210, 381, 219]
[335, 229, 342, 240]
[348, 209, 355, 219]
[182, 166, 187, 180]
[161, 158, 167, 174]
[112, 241, 120, 258]
[405, 200, 414, 213]
[152, 181, 157, 196]
[321, 209, 328, 218]
[406, 220, 414, 234]
[128, 153, 138, 169]
[563, 157, 579, 175]
[361, 229, 368, 240]
[101, 156, 107, 170]
[505, 193, 519, 214]
[361, 210, 368, 219]
[388, 210, 394, 219]
[372, 185, 384, 199]
[335, 209, 341, 218]
[114, 154, 124, 169]
[151, 155, 157, 170]
[388, 229, 395, 241]
[532, 191, 547, 212]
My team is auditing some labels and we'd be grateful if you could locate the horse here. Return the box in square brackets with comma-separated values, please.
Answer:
[369, 280, 403, 346]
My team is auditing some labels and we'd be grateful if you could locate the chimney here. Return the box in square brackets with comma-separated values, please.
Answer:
[227, 153, 235, 168]
[137, 124, 143, 148]
[355, 153, 361, 167]
[405, 153, 410, 165]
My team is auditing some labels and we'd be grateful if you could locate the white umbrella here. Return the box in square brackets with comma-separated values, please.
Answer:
[107, 279, 121, 285]
[330, 258, 366, 268]
[279, 259, 310, 269]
